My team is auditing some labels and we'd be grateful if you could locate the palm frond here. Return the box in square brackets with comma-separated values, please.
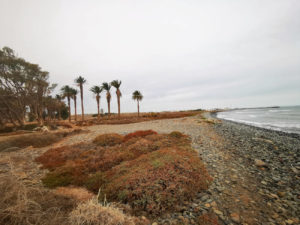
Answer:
[74, 76, 86, 85]
[111, 80, 122, 89]
[101, 82, 111, 91]
[61, 85, 73, 98]
[132, 90, 143, 101]
[90, 85, 103, 94]
[70, 88, 78, 99]
[70, 88, 78, 95]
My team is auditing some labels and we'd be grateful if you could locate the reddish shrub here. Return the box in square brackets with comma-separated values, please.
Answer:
[123, 130, 158, 142]
[103, 147, 212, 216]
[35, 143, 90, 170]
[37, 131, 212, 218]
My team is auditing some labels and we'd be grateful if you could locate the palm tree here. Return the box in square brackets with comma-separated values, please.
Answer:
[70, 88, 78, 121]
[102, 82, 112, 117]
[90, 85, 103, 119]
[75, 76, 86, 121]
[111, 80, 122, 118]
[132, 90, 143, 117]
[61, 85, 73, 122]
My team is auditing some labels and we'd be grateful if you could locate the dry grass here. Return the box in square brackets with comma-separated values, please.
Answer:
[69, 197, 148, 225]
[76, 111, 202, 126]
[0, 165, 76, 225]
[54, 187, 94, 202]
[0, 129, 83, 152]
[0, 162, 147, 225]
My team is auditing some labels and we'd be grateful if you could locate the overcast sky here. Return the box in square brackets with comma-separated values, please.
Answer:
[1, 0, 299, 113]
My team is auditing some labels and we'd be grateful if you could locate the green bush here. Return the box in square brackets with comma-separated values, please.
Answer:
[42, 170, 73, 188]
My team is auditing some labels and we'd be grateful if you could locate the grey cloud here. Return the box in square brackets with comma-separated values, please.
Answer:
[1, 0, 299, 113]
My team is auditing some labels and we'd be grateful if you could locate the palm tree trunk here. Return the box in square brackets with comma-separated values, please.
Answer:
[137, 100, 140, 117]
[74, 97, 77, 121]
[80, 84, 84, 121]
[108, 99, 111, 117]
[117, 95, 120, 117]
[96, 96, 100, 120]
[67, 97, 71, 122]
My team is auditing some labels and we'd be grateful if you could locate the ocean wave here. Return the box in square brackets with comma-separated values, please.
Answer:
[269, 109, 291, 112]
[216, 115, 300, 134]
[216, 107, 300, 134]
[249, 115, 257, 118]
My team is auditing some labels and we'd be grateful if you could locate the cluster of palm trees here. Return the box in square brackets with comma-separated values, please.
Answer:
[60, 76, 143, 122]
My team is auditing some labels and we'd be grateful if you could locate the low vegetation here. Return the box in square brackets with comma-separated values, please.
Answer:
[76, 111, 201, 126]
[69, 195, 148, 225]
[0, 129, 82, 152]
[123, 130, 157, 142]
[0, 164, 147, 225]
[0, 166, 76, 225]
[36, 130, 212, 217]
[93, 133, 124, 146]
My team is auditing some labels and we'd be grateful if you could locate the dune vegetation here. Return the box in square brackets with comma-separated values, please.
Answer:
[36, 130, 212, 218]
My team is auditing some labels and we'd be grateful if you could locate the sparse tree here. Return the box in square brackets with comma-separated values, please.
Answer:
[61, 85, 73, 122]
[111, 80, 122, 118]
[102, 82, 112, 117]
[132, 90, 143, 117]
[0, 46, 54, 126]
[75, 76, 86, 121]
[44, 96, 57, 121]
[90, 85, 103, 120]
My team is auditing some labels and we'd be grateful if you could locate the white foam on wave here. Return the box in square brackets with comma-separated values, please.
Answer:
[271, 123, 300, 129]
[217, 106, 300, 134]
[249, 115, 257, 118]
[269, 109, 291, 113]
[216, 113, 300, 134]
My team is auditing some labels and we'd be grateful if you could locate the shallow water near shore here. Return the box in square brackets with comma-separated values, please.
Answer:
[217, 105, 300, 134]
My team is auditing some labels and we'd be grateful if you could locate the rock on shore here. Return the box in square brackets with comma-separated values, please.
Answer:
[211, 118, 300, 225]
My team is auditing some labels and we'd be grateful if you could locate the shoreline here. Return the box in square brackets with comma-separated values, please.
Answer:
[209, 114, 300, 224]
[211, 111, 300, 138]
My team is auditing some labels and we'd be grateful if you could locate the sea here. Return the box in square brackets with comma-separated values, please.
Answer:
[216, 105, 300, 135]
